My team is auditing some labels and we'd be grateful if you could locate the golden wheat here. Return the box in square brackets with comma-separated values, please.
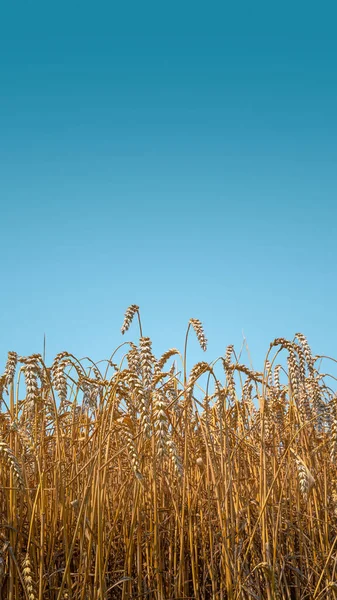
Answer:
[121, 304, 139, 335]
[189, 318, 208, 352]
[22, 553, 37, 600]
[0, 311, 336, 599]
[0, 439, 24, 490]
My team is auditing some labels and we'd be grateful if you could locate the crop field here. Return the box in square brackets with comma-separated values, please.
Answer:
[0, 305, 337, 599]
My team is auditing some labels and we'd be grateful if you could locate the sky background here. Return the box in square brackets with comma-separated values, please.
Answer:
[0, 1, 336, 381]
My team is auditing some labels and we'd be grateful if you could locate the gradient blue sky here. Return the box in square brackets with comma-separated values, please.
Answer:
[1, 1, 336, 378]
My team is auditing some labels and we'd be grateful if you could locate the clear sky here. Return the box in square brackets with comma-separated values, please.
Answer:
[1, 1, 336, 379]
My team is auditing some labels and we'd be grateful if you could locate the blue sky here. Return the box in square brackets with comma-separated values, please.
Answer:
[0, 1, 336, 381]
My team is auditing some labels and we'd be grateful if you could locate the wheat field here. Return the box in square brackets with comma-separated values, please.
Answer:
[0, 305, 337, 599]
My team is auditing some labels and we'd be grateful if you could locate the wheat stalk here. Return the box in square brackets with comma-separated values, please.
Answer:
[0, 439, 24, 490]
[121, 304, 139, 335]
[22, 553, 37, 600]
[189, 318, 207, 351]
[4, 351, 18, 391]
